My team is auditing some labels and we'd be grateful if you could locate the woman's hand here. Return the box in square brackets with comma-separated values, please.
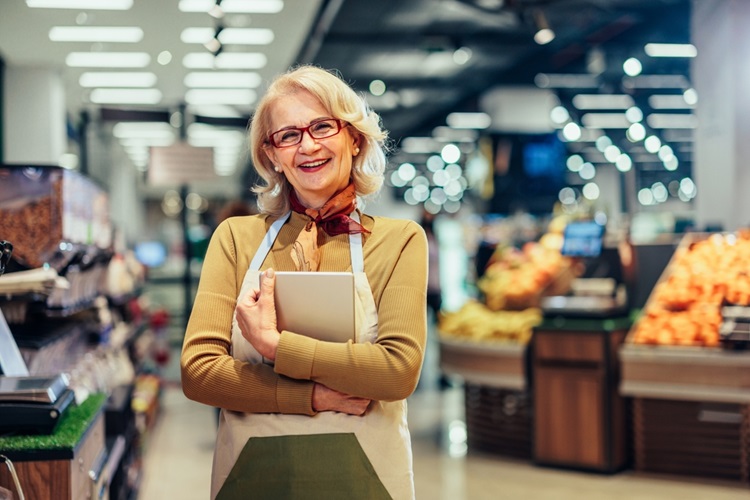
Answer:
[312, 383, 371, 416]
[236, 268, 280, 361]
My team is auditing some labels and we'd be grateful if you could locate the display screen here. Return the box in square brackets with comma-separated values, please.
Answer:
[134, 241, 167, 268]
[561, 221, 605, 257]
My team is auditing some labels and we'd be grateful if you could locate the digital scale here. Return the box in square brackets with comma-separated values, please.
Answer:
[541, 221, 630, 318]
[0, 374, 75, 435]
[719, 305, 750, 350]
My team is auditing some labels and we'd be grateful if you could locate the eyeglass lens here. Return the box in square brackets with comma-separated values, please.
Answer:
[272, 119, 341, 147]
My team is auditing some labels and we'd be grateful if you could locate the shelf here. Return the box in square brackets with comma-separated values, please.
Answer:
[439, 336, 528, 390]
[619, 343, 750, 403]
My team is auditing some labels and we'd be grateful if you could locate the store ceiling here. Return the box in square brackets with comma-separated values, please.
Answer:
[0, 0, 693, 201]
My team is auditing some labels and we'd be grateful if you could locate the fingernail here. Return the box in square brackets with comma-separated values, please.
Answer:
[265, 268, 275, 278]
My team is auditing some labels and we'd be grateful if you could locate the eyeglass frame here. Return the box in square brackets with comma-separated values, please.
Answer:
[266, 118, 348, 149]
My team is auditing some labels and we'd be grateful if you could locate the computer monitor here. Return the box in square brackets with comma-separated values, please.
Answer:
[560, 221, 605, 258]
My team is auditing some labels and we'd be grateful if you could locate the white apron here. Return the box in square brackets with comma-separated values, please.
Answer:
[211, 212, 415, 500]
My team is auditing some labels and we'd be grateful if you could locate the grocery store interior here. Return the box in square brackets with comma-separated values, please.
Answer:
[1, 0, 750, 499]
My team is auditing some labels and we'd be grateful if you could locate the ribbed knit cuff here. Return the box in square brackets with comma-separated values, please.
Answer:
[274, 331, 317, 380]
[275, 376, 316, 416]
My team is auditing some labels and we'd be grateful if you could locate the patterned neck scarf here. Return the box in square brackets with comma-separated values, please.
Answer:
[289, 183, 370, 271]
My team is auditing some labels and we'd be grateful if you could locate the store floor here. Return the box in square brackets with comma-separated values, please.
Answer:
[138, 336, 749, 500]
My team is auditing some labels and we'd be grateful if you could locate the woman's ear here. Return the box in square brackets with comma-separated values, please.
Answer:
[263, 149, 280, 173]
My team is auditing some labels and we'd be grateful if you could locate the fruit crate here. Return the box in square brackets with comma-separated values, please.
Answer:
[620, 231, 750, 403]
[464, 383, 532, 460]
[633, 397, 750, 484]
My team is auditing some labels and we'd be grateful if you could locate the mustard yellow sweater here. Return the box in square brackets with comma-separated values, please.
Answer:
[181, 210, 428, 416]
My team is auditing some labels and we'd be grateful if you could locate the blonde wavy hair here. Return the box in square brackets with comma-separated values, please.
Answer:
[249, 65, 389, 216]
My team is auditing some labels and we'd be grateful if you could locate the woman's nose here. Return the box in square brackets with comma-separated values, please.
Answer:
[297, 131, 320, 153]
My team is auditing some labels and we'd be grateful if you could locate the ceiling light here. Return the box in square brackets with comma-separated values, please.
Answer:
[622, 75, 689, 89]
[369, 80, 386, 96]
[66, 52, 150, 68]
[532, 9, 555, 45]
[178, 0, 283, 14]
[184, 72, 262, 88]
[446, 112, 491, 129]
[646, 114, 698, 129]
[183, 52, 267, 69]
[401, 137, 441, 154]
[181, 27, 274, 45]
[49, 26, 143, 43]
[644, 43, 697, 58]
[27, 0, 133, 9]
[622, 57, 642, 77]
[572, 94, 634, 110]
[157, 51, 173, 65]
[648, 95, 695, 109]
[581, 113, 631, 129]
[90, 89, 162, 104]
[80, 72, 156, 87]
[534, 73, 599, 89]
[184, 89, 257, 105]
[683, 88, 698, 105]
[114, 122, 176, 139]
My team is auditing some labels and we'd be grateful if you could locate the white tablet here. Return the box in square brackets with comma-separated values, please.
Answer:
[273, 271, 356, 343]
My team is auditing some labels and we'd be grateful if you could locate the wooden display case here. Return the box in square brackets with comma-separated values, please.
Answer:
[532, 317, 630, 473]
[0, 396, 107, 500]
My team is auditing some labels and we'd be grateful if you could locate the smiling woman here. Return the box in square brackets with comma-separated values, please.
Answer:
[181, 65, 428, 499]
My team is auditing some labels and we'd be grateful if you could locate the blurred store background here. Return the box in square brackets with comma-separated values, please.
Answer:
[1, 1, 750, 499]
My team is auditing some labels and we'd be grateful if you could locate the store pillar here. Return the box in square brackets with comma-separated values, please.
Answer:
[691, 0, 750, 231]
[1, 66, 67, 165]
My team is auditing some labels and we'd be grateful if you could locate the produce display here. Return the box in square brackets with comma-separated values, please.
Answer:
[439, 215, 578, 345]
[630, 232, 750, 347]
[477, 242, 575, 311]
[439, 300, 541, 344]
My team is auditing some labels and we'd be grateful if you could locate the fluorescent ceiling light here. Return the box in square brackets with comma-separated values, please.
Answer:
[535, 73, 599, 89]
[113, 122, 176, 139]
[184, 72, 262, 88]
[622, 75, 689, 89]
[581, 113, 631, 129]
[178, 0, 283, 14]
[90, 88, 162, 104]
[445, 112, 491, 129]
[646, 113, 698, 129]
[187, 105, 243, 118]
[572, 94, 634, 110]
[49, 26, 143, 43]
[66, 52, 150, 68]
[648, 95, 695, 110]
[185, 89, 257, 105]
[644, 43, 697, 58]
[80, 72, 156, 87]
[401, 137, 441, 154]
[27, 0, 133, 9]
[183, 52, 267, 69]
[181, 28, 274, 45]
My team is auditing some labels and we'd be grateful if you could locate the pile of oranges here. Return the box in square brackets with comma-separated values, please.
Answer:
[632, 232, 750, 347]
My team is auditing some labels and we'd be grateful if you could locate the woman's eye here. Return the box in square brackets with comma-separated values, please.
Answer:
[281, 131, 301, 142]
[311, 121, 334, 133]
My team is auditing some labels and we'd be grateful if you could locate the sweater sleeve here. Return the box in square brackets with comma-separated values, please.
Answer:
[273, 220, 428, 401]
[180, 219, 316, 415]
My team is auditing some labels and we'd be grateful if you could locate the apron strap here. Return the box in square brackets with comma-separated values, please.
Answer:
[248, 210, 364, 273]
[349, 211, 364, 274]
[249, 212, 291, 271]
